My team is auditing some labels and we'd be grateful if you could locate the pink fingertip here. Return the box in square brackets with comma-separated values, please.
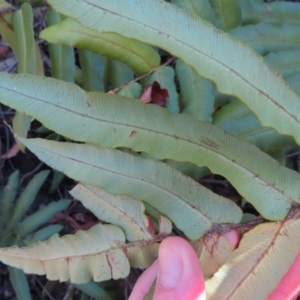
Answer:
[154, 237, 206, 300]
[129, 260, 159, 300]
[223, 230, 240, 249]
[268, 252, 300, 300]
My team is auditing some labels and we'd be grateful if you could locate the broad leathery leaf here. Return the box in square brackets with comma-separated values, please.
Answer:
[74, 65, 83, 86]
[264, 48, 300, 78]
[12, 3, 36, 74]
[241, 213, 257, 223]
[9, 266, 32, 300]
[209, 0, 241, 31]
[12, 113, 31, 152]
[158, 216, 172, 235]
[26, 224, 64, 244]
[117, 82, 142, 99]
[0, 1, 18, 55]
[191, 234, 233, 279]
[7, 170, 50, 230]
[240, 1, 300, 25]
[0, 170, 19, 229]
[213, 91, 233, 108]
[105, 60, 134, 90]
[213, 58, 299, 152]
[72, 281, 113, 300]
[206, 219, 300, 300]
[213, 99, 296, 152]
[12, 3, 44, 151]
[70, 184, 152, 242]
[20, 139, 242, 239]
[47, 0, 300, 145]
[229, 23, 300, 55]
[79, 50, 105, 92]
[164, 160, 209, 181]
[268, 149, 285, 166]
[127, 243, 159, 269]
[142, 66, 179, 113]
[0, 74, 297, 220]
[16, 199, 71, 238]
[40, 18, 160, 75]
[0, 224, 129, 283]
[45, 8, 75, 82]
[49, 170, 65, 194]
[144, 202, 165, 224]
[286, 72, 300, 97]
[176, 59, 214, 122]
[0, 234, 15, 248]
[170, 0, 216, 24]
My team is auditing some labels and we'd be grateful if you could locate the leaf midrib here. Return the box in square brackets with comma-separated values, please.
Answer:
[78, 184, 152, 239]
[224, 222, 283, 299]
[29, 142, 214, 225]
[4, 83, 293, 205]
[83, 0, 299, 129]
[0, 233, 160, 262]
[49, 24, 155, 70]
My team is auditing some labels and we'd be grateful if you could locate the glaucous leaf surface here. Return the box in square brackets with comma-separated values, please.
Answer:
[0, 224, 130, 283]
[206, 219, 300, 299]
[0, 73, 298, 220]
[48, 0, 300, 145]
[20, 138, 242, 239]
[40, 18, 160, 75]
[70, 184, 153, 242]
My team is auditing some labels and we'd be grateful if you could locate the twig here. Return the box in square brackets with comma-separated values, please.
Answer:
[1, 112, 17, 172]
[286, 150, 300, 158]
[6, 60, 18, 73]
[111, 57, 176, 93]
[20, 161, 44, 185]
[206, 218, 266, 237]
[0, 4, 49, 16]
[0, 6, 18, 15]
[33, 276, 56, 300]
[3, 120, 13, 134]
[231, 218, 265, 231]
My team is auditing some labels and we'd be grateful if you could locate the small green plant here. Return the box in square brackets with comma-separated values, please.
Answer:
[0, 170, 70, 300]
[0, 0, 300, 298]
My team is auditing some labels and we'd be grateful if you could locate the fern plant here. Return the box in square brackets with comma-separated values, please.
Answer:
[0, 0, 300, 298]
[0, 169, 70, 300]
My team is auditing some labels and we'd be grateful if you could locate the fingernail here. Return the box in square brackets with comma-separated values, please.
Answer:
[158, 248, 183, 289]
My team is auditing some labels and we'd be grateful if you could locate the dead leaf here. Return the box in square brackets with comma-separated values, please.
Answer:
[140, 81, 169, 106]
[151, 81, 168, 106]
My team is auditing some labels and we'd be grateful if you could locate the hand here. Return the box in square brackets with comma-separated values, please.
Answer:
[129, 232, 300, 300]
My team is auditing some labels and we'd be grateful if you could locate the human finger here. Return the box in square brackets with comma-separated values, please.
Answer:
[223, 230, 240, 249]
[129, 260, 159, 300]
[153, 236, 206, 300]
[268, 252, 300, 300]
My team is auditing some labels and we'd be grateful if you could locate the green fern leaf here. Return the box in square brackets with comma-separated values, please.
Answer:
[70, 184, 153, 242]
[0, 224, 130, 283]
[0, 72, 298, 220]
[20, 138, 242, 239]
[206, 219, 300, 299]
[48, 0, 300, 145]
[40, 18, 160, 75]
